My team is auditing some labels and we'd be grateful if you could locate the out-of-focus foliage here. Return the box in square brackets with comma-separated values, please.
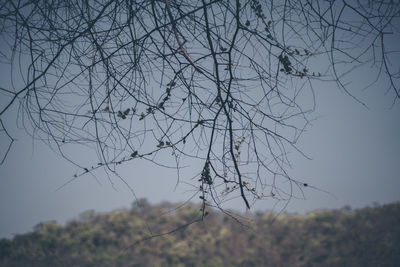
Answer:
[1, 201, 399, 266]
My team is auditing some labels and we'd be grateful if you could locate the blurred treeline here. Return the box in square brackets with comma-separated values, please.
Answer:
[1, 199, 399, 267]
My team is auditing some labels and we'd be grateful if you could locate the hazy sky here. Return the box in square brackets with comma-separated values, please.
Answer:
[1, 2, 400, 239]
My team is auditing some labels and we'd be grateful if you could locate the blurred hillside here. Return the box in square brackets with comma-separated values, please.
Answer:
[1, 200, 399, 266]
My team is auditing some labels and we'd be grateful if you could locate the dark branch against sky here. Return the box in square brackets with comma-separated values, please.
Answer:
[0, 0, 399, 238]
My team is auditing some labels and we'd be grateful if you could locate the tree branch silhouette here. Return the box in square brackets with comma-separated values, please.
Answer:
[0, 0, 399, 211]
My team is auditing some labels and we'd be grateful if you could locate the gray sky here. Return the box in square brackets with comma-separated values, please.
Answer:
[1, 1, 400, 239]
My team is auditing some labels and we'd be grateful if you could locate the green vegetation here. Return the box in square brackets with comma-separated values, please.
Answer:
[1, 201, 399, 266]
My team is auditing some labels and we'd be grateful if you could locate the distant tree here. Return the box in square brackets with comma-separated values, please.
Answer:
[0, 0, 399, 213]
[1, 202, 399, 266]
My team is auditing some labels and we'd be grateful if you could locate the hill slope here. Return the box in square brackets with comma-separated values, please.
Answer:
[1, 200, 399, 266]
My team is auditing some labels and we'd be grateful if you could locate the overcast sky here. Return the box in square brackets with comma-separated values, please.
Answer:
[1, 4, 400, 239]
